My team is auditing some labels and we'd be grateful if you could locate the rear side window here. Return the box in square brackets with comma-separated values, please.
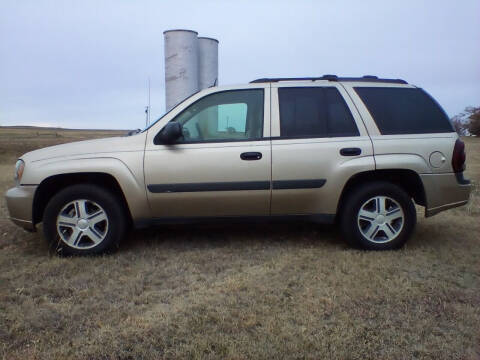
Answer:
[354, 87, 454, 135]
[278, 87, 359, 138]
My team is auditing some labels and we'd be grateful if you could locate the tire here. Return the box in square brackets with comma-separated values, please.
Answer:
[43, 184, 127, 255]
[340, 181, 416, 250]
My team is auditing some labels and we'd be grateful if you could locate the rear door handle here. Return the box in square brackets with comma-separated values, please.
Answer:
[240, 152, 262, 161]
[340, 147, 361, 156]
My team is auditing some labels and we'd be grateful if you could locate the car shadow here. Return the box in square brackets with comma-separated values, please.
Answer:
[120, 221, 344, 253]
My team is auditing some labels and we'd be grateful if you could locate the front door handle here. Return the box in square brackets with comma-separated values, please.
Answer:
[240, 152, 262, 161]
[340, 147, 361, 156]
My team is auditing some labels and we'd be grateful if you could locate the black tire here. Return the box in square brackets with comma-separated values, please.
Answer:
[43, 184, 127, 255]
[340, 181, 416, 250]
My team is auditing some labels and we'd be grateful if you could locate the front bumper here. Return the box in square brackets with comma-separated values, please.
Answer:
[420, 173, 472, 217]
[5, 185, 37, 231]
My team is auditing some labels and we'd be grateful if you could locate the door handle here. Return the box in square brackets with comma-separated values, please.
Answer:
[240, 152, 262, 161]
[340, 147, 361, 156]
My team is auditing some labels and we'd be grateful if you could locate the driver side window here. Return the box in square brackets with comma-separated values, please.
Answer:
[173, 89, 264, 143]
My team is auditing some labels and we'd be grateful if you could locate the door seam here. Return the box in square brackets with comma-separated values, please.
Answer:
[339, 83, 377, 170]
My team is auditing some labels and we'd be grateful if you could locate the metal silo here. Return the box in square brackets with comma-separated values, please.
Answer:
[198, 37, 219, 90]
[163, 29, 200, 112]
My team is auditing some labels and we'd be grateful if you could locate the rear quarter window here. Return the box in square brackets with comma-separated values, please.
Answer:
[354, 87, 454, 135]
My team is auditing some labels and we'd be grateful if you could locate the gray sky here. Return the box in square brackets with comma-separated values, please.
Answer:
[1, 0, 479, 129]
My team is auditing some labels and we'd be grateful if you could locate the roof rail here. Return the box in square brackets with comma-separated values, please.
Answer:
[250, 75, 408, 84]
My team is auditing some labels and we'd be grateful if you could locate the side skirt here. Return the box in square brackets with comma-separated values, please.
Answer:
[134, 214, 335, 228]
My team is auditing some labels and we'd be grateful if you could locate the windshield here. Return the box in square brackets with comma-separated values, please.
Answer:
[142, 90, 201, 132]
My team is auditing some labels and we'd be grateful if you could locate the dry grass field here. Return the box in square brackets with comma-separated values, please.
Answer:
[0, 127, 479, 359]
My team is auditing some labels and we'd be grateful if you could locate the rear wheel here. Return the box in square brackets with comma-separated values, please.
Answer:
[43, 184, 127, 255]
[340, 182, 416, 250]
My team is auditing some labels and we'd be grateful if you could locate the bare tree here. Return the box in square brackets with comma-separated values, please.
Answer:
[466, 106, 480, 136]
[451, 114, 468, 135]
[450, 106, 480, 136]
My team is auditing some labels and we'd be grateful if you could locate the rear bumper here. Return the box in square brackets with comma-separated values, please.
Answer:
[420, 173, 472, 217]
[5, 185, 37, 231]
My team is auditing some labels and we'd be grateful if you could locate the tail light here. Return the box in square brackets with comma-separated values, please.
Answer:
[452, 139, 466, 173]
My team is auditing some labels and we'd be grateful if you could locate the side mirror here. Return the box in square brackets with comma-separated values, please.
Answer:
[154, 121, 183, 145]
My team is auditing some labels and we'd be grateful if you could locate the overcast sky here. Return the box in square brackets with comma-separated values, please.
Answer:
[1, 0, 479, 129]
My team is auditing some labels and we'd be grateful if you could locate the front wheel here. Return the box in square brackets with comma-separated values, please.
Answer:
[43, 184, 127, 255]
[340, 182, 416, 250]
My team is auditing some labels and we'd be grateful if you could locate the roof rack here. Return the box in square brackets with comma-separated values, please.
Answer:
[250, 75, 408, 84]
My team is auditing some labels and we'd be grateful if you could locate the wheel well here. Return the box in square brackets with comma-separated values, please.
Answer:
[33, 173, 133, 226]
[336, 169, 426, 217]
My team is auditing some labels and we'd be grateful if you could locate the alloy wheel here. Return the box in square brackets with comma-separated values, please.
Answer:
[357, 196, 404, 243]
[56, 199, 109, 249]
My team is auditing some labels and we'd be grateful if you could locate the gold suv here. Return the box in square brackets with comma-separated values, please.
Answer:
[5, 75, 472, 254]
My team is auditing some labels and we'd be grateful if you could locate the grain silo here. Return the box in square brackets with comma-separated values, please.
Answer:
[163, 29, 200, 112]
[163, 29, 219, 112]
[198, 37, 219, 90]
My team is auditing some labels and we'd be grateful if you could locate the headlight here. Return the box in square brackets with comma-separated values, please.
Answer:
[14, 160, 25, 183]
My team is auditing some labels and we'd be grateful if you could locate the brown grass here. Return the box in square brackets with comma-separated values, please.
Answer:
[0, 128, 479, 360]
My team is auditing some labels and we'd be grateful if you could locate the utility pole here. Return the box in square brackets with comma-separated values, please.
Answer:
[145, 77, 151, 127]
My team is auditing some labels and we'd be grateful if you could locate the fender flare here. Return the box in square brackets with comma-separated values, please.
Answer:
[30, 157, 150, 221]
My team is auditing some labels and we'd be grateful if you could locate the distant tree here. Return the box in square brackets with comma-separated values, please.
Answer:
[450, 106, 480, 136]
[451, 114, 468, 135]
[466, 106, 480, 136]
